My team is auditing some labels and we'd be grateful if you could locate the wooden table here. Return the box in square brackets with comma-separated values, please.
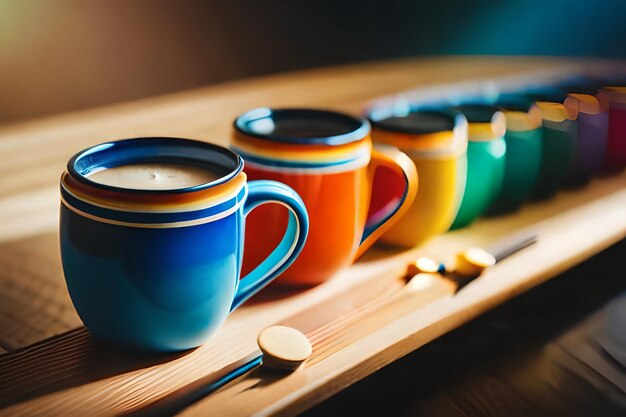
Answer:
[0, 57, 624, 416]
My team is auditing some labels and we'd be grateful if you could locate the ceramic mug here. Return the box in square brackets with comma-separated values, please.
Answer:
[60, 137, 309, 352]
[565, 92, 608, 179]
[556, 78, 610, 179]
[368, 108, 468, 247]
[532, 99, 579, 198]
[450, 105, 506, 229]
[598, 86, 626, 170]
[232, 108, 418, 285]
[490, 97, 543, 213]
[521, 88, 579, 198]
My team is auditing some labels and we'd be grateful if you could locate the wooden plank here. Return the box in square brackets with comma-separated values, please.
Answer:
[182, 183, 626, 417]
[0, 173, 624, 416]
[0, 233, 81, 350]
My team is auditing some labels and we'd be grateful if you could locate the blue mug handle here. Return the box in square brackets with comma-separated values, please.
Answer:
[231, 180, 309, 311]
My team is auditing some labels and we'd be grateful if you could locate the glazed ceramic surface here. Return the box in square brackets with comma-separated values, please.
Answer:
[517, 88, 579, 198]
[368, 109, 468, 246]
[565, 93, 608, 180]
[60, 137, 309, 352]
[599, 87, 626, 169]
[554, 77, 613, 180]
[490, 99, 543, 213]
[532, 103, 579, 199]
[450, 105, 506, 229]
[452, 139, 506, 228]
[232, 108, 417, 285]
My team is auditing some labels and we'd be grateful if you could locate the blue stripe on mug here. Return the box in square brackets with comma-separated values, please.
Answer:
[61, 185, 247, 227]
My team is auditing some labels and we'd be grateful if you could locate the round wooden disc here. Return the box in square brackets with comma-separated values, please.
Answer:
[454, 247, 496, 277]
[257, 326, 312, 370]
[406, 257, 441, 277]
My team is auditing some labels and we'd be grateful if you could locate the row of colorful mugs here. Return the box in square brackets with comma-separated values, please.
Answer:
[236, 78, 626, 284]
[369, 76, 626, 237]
[60, 80, 625, 351]
[60, 127, 420, 351]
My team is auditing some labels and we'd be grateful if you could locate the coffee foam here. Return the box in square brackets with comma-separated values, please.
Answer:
[88, 163, 221, 190]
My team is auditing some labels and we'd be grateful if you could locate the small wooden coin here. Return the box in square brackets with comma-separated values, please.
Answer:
[405, 257, 443, 278]
[257, 326, 313, 371]
[453, 247, 496, 277]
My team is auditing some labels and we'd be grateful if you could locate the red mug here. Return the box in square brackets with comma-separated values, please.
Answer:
[598, 86, 626, 169]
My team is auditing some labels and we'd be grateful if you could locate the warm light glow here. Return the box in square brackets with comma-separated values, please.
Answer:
[415, 257, 441, 274]
[406, 273, 438, 292]
[464, 247, 496, 268]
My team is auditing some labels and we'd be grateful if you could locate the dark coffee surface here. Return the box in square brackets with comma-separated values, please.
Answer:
[245, 109, 362, 140]
[453, 104, 500, 123]
[495, 94, 535, 112]
[262, 118, 357, 139]
[372, 111, 455, 134]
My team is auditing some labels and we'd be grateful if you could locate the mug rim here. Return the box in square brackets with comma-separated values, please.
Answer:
[234, 107, 370, 146]
[67, 137, 244, 195]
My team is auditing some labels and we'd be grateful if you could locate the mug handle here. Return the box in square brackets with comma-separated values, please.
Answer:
[231, 180, 309, 311]
[354, 144, 418, 260]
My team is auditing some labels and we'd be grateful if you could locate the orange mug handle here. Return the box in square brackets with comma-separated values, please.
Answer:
[355, 144, 418, 259]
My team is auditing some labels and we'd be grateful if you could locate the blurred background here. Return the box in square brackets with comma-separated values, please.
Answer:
[1, 0, 625, 126]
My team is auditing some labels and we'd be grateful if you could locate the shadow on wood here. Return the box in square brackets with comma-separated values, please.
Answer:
[0, 328, 192, 409]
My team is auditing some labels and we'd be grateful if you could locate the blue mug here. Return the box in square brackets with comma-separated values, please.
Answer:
[60, 137, 309, 352]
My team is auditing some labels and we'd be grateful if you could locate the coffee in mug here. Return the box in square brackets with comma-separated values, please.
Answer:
[87, 163, 223, 190]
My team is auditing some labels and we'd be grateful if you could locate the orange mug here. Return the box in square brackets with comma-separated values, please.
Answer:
[232, 108, 418, 286]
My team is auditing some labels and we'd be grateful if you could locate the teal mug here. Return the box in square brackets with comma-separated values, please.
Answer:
[522, 88, 579, 199]
[490, 97, 543, 213]
[450, 105, 506, 229]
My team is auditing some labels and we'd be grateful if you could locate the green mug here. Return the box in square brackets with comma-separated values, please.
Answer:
[532, 100, 578, 199]
[490, 98, 543, 213]
[450, 105, 506, 229]
[521, 88, 579, 199]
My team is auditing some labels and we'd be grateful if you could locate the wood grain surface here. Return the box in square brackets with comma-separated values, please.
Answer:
[0, 56, 624, 416]
[303, 244, 626, 417]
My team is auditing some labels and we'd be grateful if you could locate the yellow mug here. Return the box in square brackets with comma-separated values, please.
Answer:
[368, 109, 468, 247]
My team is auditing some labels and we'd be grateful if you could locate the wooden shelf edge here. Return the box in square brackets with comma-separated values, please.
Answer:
[181, 187, 626, 417]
